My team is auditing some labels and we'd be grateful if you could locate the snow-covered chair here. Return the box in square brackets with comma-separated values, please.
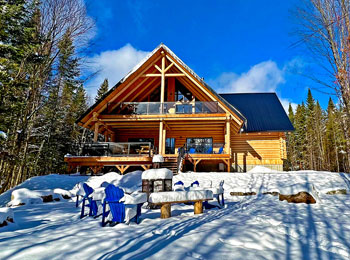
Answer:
[174, 181, 185, 191]
[80, 183, 98, 219]
[102, 184, 125, 227]
[217, 147, 224, 154]
[191, 181, 200, 187]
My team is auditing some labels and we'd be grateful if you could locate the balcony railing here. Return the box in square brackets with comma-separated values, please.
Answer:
[104, 101, 224, 115]
[186, 143, 225, 154]
[79, 142, 153, 157]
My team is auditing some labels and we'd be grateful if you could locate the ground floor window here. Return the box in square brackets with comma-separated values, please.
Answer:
[165, 138, 175, 154]
[186, 138, 212, 153]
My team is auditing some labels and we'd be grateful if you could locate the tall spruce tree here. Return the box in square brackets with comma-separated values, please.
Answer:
[305, 89, 316, 169]
[286, 104, 296, 170]
[95, 78, 109, 102]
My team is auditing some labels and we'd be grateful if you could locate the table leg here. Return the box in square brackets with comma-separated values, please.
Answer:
[194, 201, 203, 214]
[161, 203, 171, 219]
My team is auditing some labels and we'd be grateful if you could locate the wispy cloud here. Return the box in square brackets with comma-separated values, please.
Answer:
[209, 59, 302, 112]
[84, 44, 149, 98]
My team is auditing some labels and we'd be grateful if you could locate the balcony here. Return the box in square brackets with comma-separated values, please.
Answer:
[76, 142, 153, 157]
[104, 101, 224, 115]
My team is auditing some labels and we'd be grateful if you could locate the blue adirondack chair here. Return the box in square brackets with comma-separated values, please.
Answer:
[218, 147, 224, 154]
[174, 180, 185, 191]
[102, 184, 125, 227]
[189, 148, 196, 154]
[206, 147, 213, 154]
[191, 180, 200, 187]
[80, 183, 98, 219]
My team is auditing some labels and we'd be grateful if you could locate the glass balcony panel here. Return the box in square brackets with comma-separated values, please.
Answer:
[113, 102, 221, 115]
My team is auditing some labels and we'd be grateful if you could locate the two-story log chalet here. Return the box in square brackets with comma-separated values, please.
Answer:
[65, 44, 294, 174]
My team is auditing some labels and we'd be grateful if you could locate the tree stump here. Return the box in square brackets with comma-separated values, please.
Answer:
[161, 203, 171, 219]
[194, 201, 203, 214]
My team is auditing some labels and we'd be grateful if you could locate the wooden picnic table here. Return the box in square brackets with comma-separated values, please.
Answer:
[148, 190, 213, 219]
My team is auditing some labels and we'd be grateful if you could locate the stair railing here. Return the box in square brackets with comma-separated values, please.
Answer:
[177, 146, 186, 173]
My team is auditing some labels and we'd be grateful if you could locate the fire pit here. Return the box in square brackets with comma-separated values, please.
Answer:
[141, 168, 173, 196]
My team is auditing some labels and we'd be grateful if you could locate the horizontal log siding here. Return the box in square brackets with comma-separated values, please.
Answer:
[231, 132, 286, 166]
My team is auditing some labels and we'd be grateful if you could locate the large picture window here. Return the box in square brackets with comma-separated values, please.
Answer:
[186, 138, 212, 153]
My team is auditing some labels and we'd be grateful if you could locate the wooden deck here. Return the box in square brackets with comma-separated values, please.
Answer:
[64, 155, 152, 174]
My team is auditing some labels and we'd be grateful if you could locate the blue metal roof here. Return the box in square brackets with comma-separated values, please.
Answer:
[220, 93, 294, 132]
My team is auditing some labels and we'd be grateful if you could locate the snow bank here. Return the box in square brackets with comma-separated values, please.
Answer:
[0, 174, 88, 207]
[248, 166, 279, 173]
[174, 171, 350, 198]
[0, 207, 13, 226]
[149, 190, 213, 203]
[7, 188, 72, 207]
[142, 168, 173, 180]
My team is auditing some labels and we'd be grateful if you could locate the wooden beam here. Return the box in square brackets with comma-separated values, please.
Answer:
[141, 165, 151, 171]
[225, 118, 231, 155]
[144, 73, 162, 77]
[154, 64, 162, 72]
[163, 62, 174, 73]
[94, 122, 100, 142]
[159, 121, 164, 154]
[165, 73, 185, 77]
[116, 165, 130, 175]
[160, 52, 165, 103]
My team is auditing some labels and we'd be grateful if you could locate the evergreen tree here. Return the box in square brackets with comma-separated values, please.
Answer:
[293, 103, 307, 170]
[95, 78, 109, 102]
[305, 89, 316, 169]
[286, 104, 296, 170]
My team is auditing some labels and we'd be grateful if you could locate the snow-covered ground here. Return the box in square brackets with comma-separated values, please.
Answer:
[0, 169, 350, 259]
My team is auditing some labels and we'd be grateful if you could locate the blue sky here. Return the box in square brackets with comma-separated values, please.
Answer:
[84, 0, 333, 111]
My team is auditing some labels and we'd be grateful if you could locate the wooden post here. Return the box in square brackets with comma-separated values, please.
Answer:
[160, 52, 165, 104]
[225, 119, 231, 155]
[161, 203, 171, 218]
[94, 123, 100, 142]
[194, 201, 203, 214]
[159, 121, 164, 154]
[162, 127, 166, 155]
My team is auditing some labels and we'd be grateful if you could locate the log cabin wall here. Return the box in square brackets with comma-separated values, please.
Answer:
[231, 132, 286, 172]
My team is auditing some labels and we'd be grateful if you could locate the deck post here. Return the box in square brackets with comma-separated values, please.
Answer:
[225, 118, 231, 154]
[94, 122, 100, 142]
[159, 121, 164, 154]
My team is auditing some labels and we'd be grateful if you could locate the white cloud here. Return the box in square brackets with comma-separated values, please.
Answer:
[85, 44, 149, 98]
[209, 60, 300, 112]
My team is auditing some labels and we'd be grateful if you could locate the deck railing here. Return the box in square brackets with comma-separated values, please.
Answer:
[80, 142, 153, 157]
[186, 143, 225, 154]
[104, 101, 224, 115]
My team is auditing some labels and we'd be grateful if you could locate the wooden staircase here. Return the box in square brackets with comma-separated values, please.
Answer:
[162, 157, 178, 174]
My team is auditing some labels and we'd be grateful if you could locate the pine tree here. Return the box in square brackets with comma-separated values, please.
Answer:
[305, 89, 316, 169]
[293, 103, 307, 170]
[286, 104, 296, 170]
[95, 78, 109, 102]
